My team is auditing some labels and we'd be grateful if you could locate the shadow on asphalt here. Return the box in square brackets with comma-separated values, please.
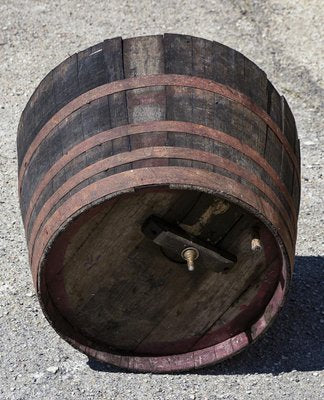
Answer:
[87, 256, 324, 375]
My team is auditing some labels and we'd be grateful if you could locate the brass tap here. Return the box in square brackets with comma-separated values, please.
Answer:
[181, 247, 199, 271]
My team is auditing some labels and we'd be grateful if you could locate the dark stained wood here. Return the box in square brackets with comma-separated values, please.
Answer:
[17, 34, 300, 372]
[292, 169, 301, 212]
[282, 96, 297, 150]
[17, 38, 125, 168]
[164, 33, 193, 75]
[26, 148, 295, 254]
[53, 54, 79, 111]
[243, 56, 268, 111]
[17, 69, 55, 167]
[20, 125, 64, 219]
[193, 199, 242, 245]
[124, 35, 167, 168]
[104, 37, 130, 174]
[135, 212, 267, 355]
[20, 121, 298, 244]
[45, 190, 265, 356]
[165, 34, 200, 171]
[264, 126, 283, 176]
[18, 72, 300, 194]
[267, 81, 282, 131]
[61, 191, 186, 349]
[280, 146, 294, 195]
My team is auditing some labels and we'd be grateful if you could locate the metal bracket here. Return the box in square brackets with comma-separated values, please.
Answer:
[142, 216, 236, 273]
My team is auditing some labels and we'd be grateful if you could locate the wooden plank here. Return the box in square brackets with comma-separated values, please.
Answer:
[282, 96, 297, 151]
[20, 127, 63, 222]
[166, 86, 193, 168]
[192, 36, 215, 80]
[53, 54, 79, 110]
[210, 41, 236, 89]
[243, 56, 268, 110]
[200, 204, 243, 245]
[26, 181, 54, 238]
[213, 94, 243, 143]
[63, 201, 117, 264]
[166, 86, 193, 121]
[19, 38, 125, 169]
[280, 147, 294, 194]
[103, 38, 128, 127]
[292, 169, 301, 212]
[22, 92, 112, 224]
[164, 33, 193, 75]
[231, 54, 267, 154]
[135, 214, 266, 354]
[191, 256, 277, 350]
[191, 88, 214, 171]
[60, 191, 186, 348]
[124, 35, 164, 77]
[178, 193, 243, 246]
[77, 42, 106, 93]
[239, 107, 267, 154]
[17, 70, 55, 168]
[123, 35, 166, 168]
[165, 35, 212, 169]
[166, 36, 210, 170]
[80, 95, 112, 178]
[102, 38, 129, 174]
[54, 189, 269, 355]
[81, 96, 111, 139]
[264, 127, 282, 176]
[163, 190, 202, 222]
[267, 81, 282, 130]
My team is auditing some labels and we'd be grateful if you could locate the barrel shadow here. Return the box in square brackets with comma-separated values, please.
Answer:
[87, 255, 324, 375]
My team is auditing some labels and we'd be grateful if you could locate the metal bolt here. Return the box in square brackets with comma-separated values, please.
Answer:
[181, 247, 199, 271]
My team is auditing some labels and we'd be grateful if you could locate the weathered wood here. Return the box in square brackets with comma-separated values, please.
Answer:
[135, 213, 267, 355]
[17, 34, 300, 373]
[124, 35, 167, 168]
[264, 126, 283, 176]
[18, 77, 298, 221]
[267, 81, 282, 130]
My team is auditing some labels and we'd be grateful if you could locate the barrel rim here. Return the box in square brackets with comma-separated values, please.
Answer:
[36, 174, 291, 373]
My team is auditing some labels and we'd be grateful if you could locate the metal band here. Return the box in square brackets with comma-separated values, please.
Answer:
[30, 167, 294, 290]
[18, 74, 300, 189]
[27, 147, 296, 262]
[69, 331, 250, 372]
[23, 121, 298, 235]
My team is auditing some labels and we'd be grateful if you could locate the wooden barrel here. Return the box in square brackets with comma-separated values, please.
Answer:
[17, 34, 300, 372]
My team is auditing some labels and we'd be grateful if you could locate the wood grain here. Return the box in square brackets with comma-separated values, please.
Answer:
[17, 34, 299, 371]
